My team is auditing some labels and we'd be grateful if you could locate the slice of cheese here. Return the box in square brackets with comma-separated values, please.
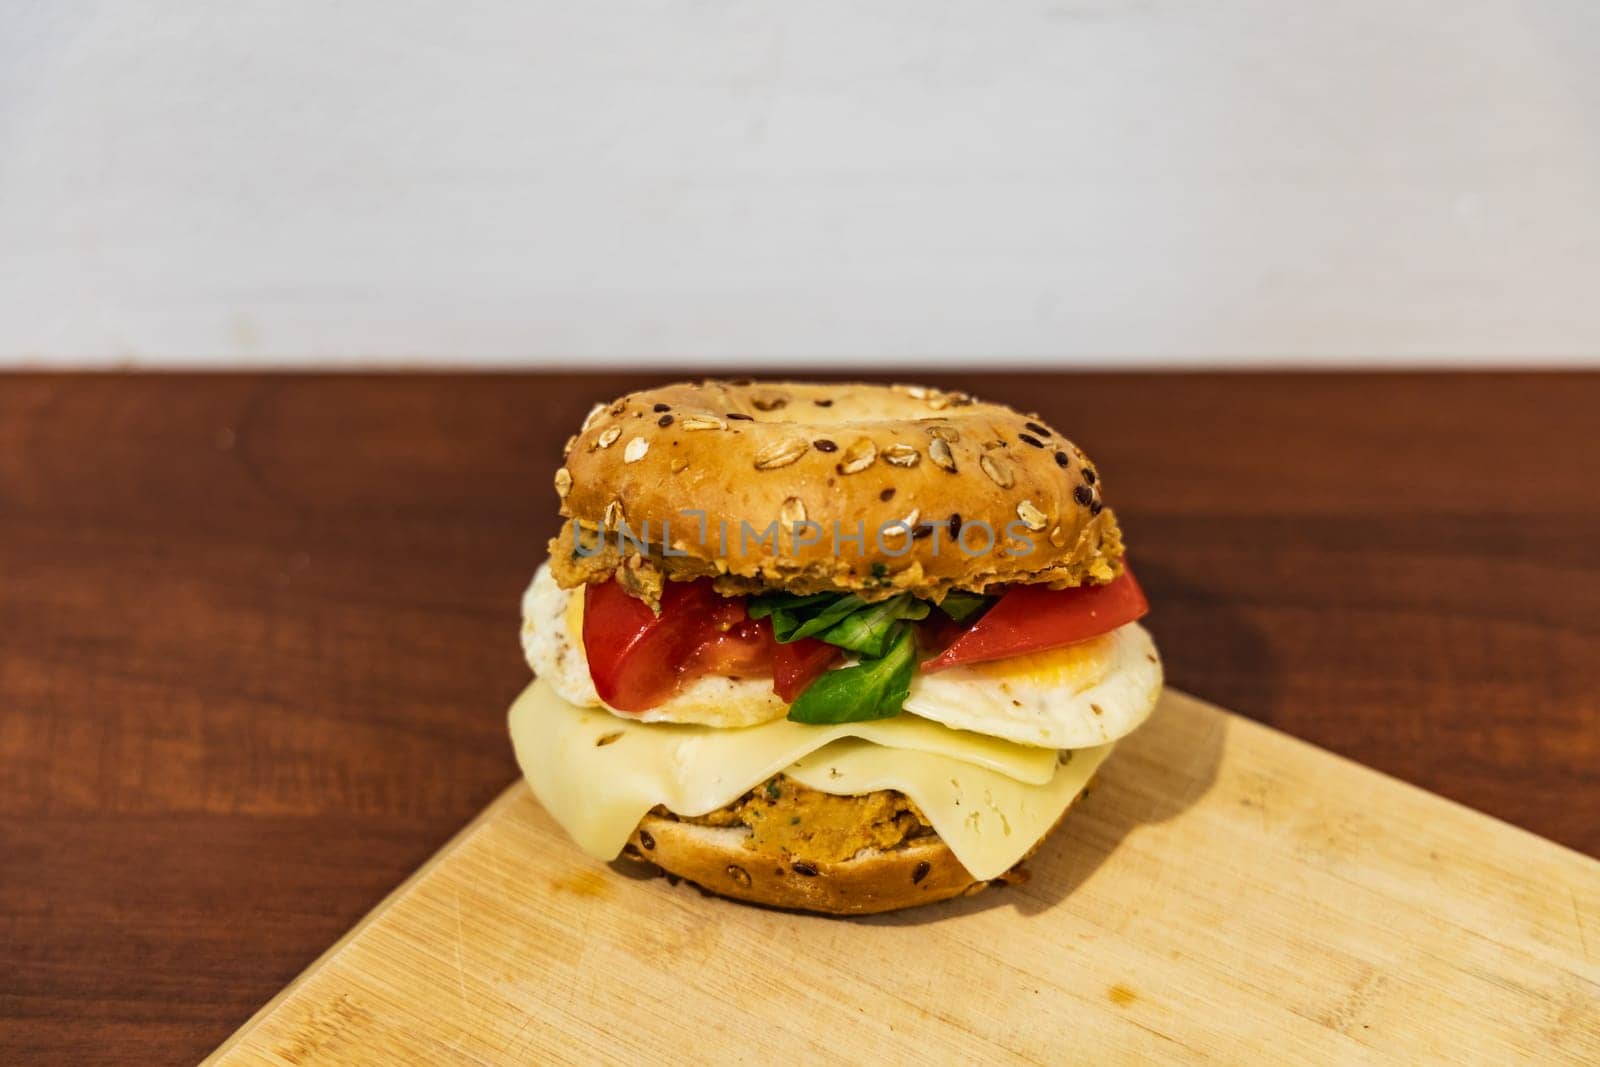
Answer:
[509, 679, 1110, 880]
[786, 739, 1111, 880]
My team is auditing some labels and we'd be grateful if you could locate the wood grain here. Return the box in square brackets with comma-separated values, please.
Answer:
[207, 690, 1600, 1065]
[2, 372, 1597, 1063]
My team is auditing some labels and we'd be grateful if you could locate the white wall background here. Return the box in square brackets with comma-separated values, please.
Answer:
[2, 1, 1599, 368]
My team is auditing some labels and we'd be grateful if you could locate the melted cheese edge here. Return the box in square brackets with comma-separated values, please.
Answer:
[509, 678, 1112, 881]
[786, 740, 1110, 879]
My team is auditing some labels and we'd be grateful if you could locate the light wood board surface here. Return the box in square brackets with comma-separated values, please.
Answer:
[207, 690, 1600, 1064]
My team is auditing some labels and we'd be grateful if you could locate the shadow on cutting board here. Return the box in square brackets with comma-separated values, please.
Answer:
[862, 567, 1266, 927]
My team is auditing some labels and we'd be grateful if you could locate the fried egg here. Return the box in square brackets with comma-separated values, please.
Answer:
[902, 623, 1161, 748]
[521, 563, 1162, 743]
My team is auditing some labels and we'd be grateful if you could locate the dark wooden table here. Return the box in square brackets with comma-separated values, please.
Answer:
[2, 372, 1596, 1064]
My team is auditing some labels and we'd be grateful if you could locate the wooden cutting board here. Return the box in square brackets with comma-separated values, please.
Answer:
[207, 690, 1600, 1064]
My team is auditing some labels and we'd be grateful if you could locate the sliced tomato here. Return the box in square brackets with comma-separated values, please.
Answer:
[920, 569, 1149, 673]
[583, 578, 846, 710]
[687, 616, 773, 680]
[583, 579, 767, 712]
[769, 635, 840, 702]
[915, 611, 970, 658]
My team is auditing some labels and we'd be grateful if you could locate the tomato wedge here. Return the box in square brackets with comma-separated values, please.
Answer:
[582, 578, 842, 709]
[920, 569, 1149, 673]
[688, 616, 774, 679]
[583, 579, 767, 711]
[769, 635, 840, 702]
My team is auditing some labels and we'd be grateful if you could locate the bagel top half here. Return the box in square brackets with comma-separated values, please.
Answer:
[550, 380, 1124, 603]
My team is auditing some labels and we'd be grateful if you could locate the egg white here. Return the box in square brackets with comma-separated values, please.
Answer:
[902, 623, 1161, 748]
[521, 562, 1162, 743]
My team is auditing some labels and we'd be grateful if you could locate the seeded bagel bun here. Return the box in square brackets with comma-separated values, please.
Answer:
[622, 814, 1036, 916]
[550, 380, 1123, 603]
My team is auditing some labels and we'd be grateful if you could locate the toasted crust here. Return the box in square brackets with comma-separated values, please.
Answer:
[624, 816, 997, 915]
[621, 796, 1081, 916]
[550, 380, 1123, 602]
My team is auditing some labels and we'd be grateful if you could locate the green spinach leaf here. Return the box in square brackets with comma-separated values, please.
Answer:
[786, 625, 917, 724]
[751, 593, 867, 643]
[937, 590, 991, 623]
[821, 594, 930, 658]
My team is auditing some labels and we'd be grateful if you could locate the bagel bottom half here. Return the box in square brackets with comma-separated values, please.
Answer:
[618, 793, 1081, 916]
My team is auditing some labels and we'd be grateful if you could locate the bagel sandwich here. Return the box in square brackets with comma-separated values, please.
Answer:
[511, 380, 1162, 915]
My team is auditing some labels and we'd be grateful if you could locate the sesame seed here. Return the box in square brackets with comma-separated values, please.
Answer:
[657, 414, 674, 427]
[1090, 500, 1104, 515]
[1083, 467, 1097, 485]
[726, 412, 753, 421]
[813, 438, 838, 453]
[879, 487, 896, 501]
[1054, 450, 1070, 467]
[1018, 433, 1045, 448]
[813, 398, 833, 407]
[652, 402, 670, 412]
[1073, 484, 1094, 506]
[1025, 421, 1051, 437]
